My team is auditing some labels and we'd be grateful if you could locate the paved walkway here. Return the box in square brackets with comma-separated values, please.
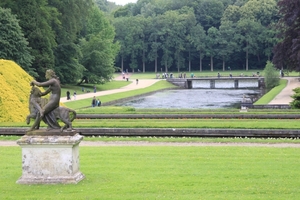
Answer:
[269, 77, 300, 104]
[60, 74, 160, 103]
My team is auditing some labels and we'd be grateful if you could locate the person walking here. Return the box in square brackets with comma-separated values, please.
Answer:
[97, 98, 101, 106]
[66, 91, 71, 100]
[92, 96, 96, 107]
[73, 91, 76, 100]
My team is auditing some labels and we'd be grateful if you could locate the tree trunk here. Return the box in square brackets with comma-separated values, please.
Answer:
[165, 61, 168, 72]
[210, 55, 213, 71]
[142, 49, 145, 72]
[199, 51, 202, 72]
[189, 50, 191, 72]
[155, 56, 157, 73]
[222, 58, 225, 71]
[246, 43, 249, 71]
[121, 56, 124, 72]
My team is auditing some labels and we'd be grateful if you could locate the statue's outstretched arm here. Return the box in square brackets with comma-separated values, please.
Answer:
[31, 79, 55, 87]
[40, 87, 51, 96]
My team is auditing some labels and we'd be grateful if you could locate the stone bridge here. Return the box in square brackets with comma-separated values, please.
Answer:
[168, 77, 264, 89]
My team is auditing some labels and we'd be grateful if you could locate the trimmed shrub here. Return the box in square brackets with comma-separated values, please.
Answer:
[0, 59, 33, 122]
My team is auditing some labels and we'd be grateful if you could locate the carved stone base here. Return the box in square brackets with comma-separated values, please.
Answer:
[16, 132, 85, 184]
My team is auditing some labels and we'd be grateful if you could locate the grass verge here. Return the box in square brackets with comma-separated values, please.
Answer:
[254, 79, 288, 105]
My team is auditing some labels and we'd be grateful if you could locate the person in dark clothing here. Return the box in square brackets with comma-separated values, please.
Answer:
[66, 91, 71, 100]
[92, 96, 96, 107]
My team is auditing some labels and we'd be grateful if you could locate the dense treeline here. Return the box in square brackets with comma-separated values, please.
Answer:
[0, 0, 299, 84]
[0, 0, 119, 84]
[112, 0, 280, 73]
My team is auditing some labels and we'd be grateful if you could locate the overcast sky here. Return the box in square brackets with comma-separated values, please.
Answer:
[110, 0, 138, 6]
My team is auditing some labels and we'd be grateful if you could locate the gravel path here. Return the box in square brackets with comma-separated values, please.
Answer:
[60, 73, 160, 103]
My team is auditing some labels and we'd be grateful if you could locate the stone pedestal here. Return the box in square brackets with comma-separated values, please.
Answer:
[16, 132, 85, 184]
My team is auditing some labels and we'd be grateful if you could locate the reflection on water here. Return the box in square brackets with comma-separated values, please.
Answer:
[115, 89, 261, 109]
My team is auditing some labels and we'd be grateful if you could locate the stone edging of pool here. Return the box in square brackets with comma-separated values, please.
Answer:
[1, 128, 300, 138]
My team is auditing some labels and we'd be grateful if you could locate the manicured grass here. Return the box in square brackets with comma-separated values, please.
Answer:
[1, 146, 300, 199]
[254, 79, 288, 105]
[70, 118, 300, 129]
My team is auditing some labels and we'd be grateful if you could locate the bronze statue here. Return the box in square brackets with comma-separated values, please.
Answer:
[26, 86, 76, 132]
[29, 69, 76, 132]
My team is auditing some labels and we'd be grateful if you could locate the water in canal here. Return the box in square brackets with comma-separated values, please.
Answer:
[114, 89, 261, 109]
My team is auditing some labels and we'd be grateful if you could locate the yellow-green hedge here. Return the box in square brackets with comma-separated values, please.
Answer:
[0, 60, 33, 122]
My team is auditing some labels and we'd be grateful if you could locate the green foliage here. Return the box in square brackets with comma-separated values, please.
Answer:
[111, 0, 280, 73]
[290, 87, 300, 109]
[0, 0, 58, 79]
[263, 61, 280, 89]
[0, 7, 34, 75]
[273, 0, 300, 71]
[80, 6, 120, 84]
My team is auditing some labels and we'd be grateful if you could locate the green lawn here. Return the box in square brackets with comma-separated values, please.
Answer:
[1, 146, 299, 199]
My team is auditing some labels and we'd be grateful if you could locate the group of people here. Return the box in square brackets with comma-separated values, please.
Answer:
[67, 88, 101, 107]
[92, 96, 101, 107]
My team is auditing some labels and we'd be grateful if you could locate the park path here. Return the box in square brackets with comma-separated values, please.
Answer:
[60, 73, 160, 103]
[268, 77, 300, 104]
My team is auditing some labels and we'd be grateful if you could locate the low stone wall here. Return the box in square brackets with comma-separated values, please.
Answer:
[1, 127, 300, 138]
[253, 104, 291, 109]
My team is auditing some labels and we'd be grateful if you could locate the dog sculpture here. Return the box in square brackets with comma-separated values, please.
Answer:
[26, 86, 76, 132]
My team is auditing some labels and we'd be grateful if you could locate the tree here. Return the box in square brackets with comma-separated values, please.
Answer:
[190, 24, 206, 71]
[80, 6, 119, 84]
[290, 87, 300, 109]
[193, 0, 225, 31]
[273, 0, 300, 71]
[206, 27, 220, 71]
[263, 61, 279, 89]
[147, 16, 162, 73]
[0, 7, 35, 75]
[49, 0, 93, 83]
[114, 17, 131, 72]
[236, 18, 263, 70]
[0, 0, 58, 79]
[218, 20, 238, 71]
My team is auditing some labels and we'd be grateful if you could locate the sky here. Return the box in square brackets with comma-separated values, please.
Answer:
[110, 0, 138, 6]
